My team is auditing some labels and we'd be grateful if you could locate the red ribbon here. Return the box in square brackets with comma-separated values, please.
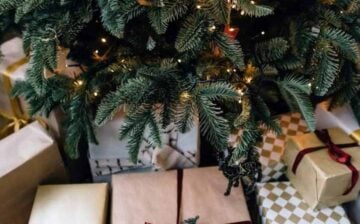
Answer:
[292, 129, 359, 195]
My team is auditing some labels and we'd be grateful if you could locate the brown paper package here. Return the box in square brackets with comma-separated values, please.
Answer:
[0, 122, 68, 224]
[283, 128, 360, 209]
[112, 167, 251, 224]
[28, 184, 108, 224]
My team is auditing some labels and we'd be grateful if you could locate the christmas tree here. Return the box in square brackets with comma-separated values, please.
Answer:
[1, 0, 359, 185]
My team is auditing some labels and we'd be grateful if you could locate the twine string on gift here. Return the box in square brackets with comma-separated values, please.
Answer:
[0, 108, 28, 136]
[292, 129, 359, 195]
[145, 169, 252, 224]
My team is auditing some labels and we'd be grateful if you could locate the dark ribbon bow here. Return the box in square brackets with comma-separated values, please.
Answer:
[292, 129, 359, 195]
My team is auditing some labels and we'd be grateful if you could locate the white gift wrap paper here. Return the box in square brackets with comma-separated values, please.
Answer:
[89, 111, 200, 181]
[315, 103, 360, 223]
[315, 102, 360, 134]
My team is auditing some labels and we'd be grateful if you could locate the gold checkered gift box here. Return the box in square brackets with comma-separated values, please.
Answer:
[229, 113, 308, 182]
[257, 182, 350, 224]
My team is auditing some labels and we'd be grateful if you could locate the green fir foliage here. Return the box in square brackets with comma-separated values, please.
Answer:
[1, 0, 359, 187]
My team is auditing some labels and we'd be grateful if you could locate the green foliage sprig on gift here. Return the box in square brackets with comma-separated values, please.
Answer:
[1, 0, 359, 189]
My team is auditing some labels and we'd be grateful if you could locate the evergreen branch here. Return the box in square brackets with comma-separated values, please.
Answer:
[255, 37, 289, 63]
[162, 0, 189, 23]
[205, 0, 229, 24]
[98, 0, 144, 38]
[274, 55, 303, 70]
[214, 33, 245, 69]
[0, 0, 22, 12]
[196, 96, 229, 151]
[175, 13, 207, 52]
[276, 75, 315, 131]
[95, 77, 150, 126]
[289, 22, 316, 57]
[119, 108, 152, 163]
[323, 27, 360, 62]
[313, 41, 339, 96]
[147, 111, 162, 147]
[249, 94, 282, 135]
[329, 63, 360, 107]
[236, 0, 274, 17]
[14, 0, 49, 23]
[231, 121, 261, 164]
[197, 82, 239, 101]
[148, 8, 167, 34]
[63, 93, 97, 159]
[176, 99, 196, 133]
[320, 9, 342, 28]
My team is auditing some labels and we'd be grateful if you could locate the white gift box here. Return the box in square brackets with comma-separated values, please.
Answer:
[315, 102, 360, 137]
[0, 121, 67, 223]
[89, 111, 200, 182]
[257, 182, 351, 224]
[29, 183, 108, 224]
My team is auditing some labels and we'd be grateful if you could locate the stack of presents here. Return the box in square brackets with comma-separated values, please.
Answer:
[1, 37, 360, 223]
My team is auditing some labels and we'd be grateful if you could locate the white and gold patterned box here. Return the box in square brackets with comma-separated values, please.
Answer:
[257, 182, 350, 224]
[230, 113, 308, 182]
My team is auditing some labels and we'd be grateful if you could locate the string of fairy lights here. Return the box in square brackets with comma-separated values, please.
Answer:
[65, 0, 315, 105]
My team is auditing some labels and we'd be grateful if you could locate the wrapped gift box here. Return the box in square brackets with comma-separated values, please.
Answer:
[0, 121, 67, 224]
[257, 182, 350, 224]
[89, 111, 200, 182]
[112, 167, 251, 224]
[29, 183, 108, 224]
[0, 37, 67, 140]
[315, 102, 360, 223]
[0, 37, 29, 118]
[229, 112, 308, 182]
[282, 128, 360, 209]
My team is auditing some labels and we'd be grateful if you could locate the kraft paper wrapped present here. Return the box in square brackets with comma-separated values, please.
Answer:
[89, 110, 200, 182]
[282, 128, 360, 209]
[315, 102, 360, 223]
[229, 112, 308, 182]
[112, 167, 251, 224]
[257, 182, 351, 224]
[0, 121, 68, 224]
[29, 183, 108, 224]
